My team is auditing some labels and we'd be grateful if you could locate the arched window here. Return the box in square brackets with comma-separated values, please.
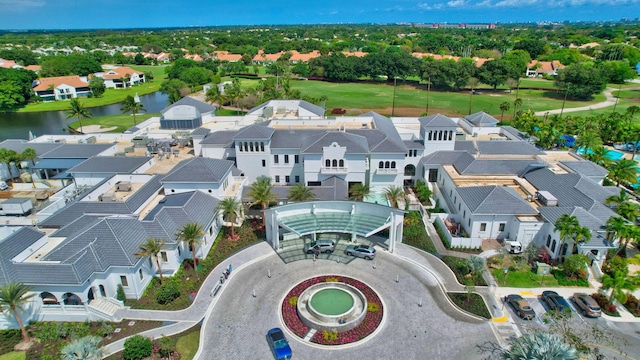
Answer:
[438, 131, 443, 141]
[449, 131, 453, 140]
[254, 142, 259, 152]
[260, 142, 265, 151]
[551, 240, 557, 253]
[332, 159, 338, 167]
[379, 161, 384, 169]
[391, 161, 396, 169]
[40, 292, 59, 305]
[62, 293, 83, 306]
[384, 161, 390, 168]
[339, 159, 344, 167]
[404, 164, 415, 176]
[325, 159, 331, 167]
[238, 142, 243, 152]
[249, 142, 254, 152]
[244, 142, 248, 152]
[428, 131, 432, 141]
[546, 235, 551, 247]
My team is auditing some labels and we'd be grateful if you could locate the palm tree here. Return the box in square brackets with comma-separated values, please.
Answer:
[575, 132, 602, 154]
[65, 98, 92, 134]
[134, 238, 167, 284]
[501, 332, 577, 360]
[617, 201, 640, 222]
[120, 95, 145, 126]
[383, 185, 405, 208]
[61, 335, 104, 360]
[513, 97, 523, 117]
[247, 176, 277, 225]
[217, 197, 243, 237]
[606, 216, 628, 242]
[348, 183, 370, 202]
[584, 146, 611, 167]
[205, 85, 226, 114]
[608, 159, 638, 186]
[287, 183, 316, 202]
[602, 270, 638, 304]
[574, 226, 591, 245]
[20, 148, 36, 170]
[606, 189, 630, 209]
[499, 101, 510, 121]
[554, 214, 580, 258]
[467, 255, 485, 281]
[175, 222, 204, 274]
[0, 282, 36, 343]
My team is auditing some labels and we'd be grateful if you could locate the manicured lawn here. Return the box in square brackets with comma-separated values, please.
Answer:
[0, 352, 25, 360]
[216, 108, 247, 116]
[448, 292, 492, 319]
[68, 113, 160, 133]
[176, 329, 200, 360]
[492, 268, 559, 288]
[18, 65, 168, 113]
[557, 99, 638, 120]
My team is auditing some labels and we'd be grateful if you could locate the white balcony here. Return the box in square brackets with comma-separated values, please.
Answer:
[321, 167, 349, 174]
[376, 168, 398, 174]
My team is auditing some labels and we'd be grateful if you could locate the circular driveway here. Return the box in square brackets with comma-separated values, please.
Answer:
[200, 249, 496, 359]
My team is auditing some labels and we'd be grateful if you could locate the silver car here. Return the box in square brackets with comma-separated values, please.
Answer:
[305, 239, 335, 254]
[345, 245, 376, 260]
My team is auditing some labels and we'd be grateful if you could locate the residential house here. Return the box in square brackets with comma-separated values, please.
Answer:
[93, 66, 145, 89]
[526, 60, 565, 77]
[33, 76, 92, 101]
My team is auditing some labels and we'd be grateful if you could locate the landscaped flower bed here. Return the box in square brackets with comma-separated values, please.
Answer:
[282, 275, 383, 345]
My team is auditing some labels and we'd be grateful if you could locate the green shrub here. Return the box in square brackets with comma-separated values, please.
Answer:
[602, 256, 628, 277]
[157, 336, 176, 358]
[117, 284, 126, 301]
[123, 335, 153, 360]
[0, 329, 22, 355]
[156, 280, 181, 305]
[99, 323, 114, 337]
[414, 180, 432, 204]
[403, 211, 437, 254]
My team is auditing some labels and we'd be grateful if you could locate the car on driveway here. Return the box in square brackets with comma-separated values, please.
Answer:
[541, 291, 572, 314]
[573, 293, 602, 318]
[345, 244, 376, 260]
[266, 327, 292, 359]
[506, 294, 536, 320]
[305, 239, 335, 254]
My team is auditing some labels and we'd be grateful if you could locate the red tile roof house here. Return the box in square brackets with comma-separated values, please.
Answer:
[33, 75, 92, 101]
[92, 66, 145, 89]
[526, 60, 565, 77]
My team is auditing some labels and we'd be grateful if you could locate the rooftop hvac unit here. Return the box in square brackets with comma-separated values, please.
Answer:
[99, 193, 117, 202]
[536, 191, 558, 207]
[116, 181, 132, 192]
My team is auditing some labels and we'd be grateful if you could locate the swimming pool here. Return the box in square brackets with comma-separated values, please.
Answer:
[576, 147, 625, 160]
[364, 193, 390, 206]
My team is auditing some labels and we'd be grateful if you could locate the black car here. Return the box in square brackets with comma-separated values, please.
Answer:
[541, 291, 572, 314]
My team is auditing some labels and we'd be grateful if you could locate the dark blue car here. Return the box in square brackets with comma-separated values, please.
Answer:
[267, 328, 292, 359]
[541, 291, 572, 314]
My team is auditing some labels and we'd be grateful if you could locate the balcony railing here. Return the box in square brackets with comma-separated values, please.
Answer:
[376, 168, 398, 174]
[321, 167, 348, 174]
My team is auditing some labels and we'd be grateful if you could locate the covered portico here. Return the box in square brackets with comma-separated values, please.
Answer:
[264, 201, 405, 253]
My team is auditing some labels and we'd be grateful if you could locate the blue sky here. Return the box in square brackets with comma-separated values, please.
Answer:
[0, 0, 638, 29]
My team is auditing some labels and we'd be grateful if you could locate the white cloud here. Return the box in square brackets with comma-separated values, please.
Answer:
[0, 0, 45, 7]
[418, 2, 433, 9]
[474, 0, 640, 7]
[447, 0, 465, 6]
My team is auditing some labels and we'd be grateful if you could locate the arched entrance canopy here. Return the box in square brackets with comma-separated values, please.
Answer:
[264, 201, 405, 252]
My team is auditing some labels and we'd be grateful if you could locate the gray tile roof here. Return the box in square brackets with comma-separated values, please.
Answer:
[160, 96, 216, 115]
[200, 130, 237, 146]
[144, 191, 219, 238]
[39, 144, 114, 158]
[191, 127, 211, 136]
[125, 175, 163, 212]
[298, 100, 326, 117]
[476, 141, 542, 156]
[403, 140, 424, 150]
[0, 140, 62, 155]
[161, 157, 233, 183]
[364, 112, 406, 151]
[454, 141, 477, 154]
[270, 129, 323, 149]
[538, 206, 614, 248]
[233, 124, 275, 140]
[452, 152, 476, 172]
[466, 112, 499, 126]
[460, 160, 543, 175]
[347, 129, 407, 153]
[301, 131, 369, 154]
[69, 156, 153, 174]
[559, 161, 609, 178]
[501, 126, 525, 140]
[421, 151, 468, 165]
[418, 114, 457, 128]
[457, 185, 537, 215]
[50, 215, 104, 238]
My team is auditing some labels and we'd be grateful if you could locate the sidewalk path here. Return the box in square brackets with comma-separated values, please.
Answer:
[534, 86, 640, 116]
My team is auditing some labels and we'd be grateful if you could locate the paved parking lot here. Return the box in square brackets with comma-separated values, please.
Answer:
[200, 248, 496, 360]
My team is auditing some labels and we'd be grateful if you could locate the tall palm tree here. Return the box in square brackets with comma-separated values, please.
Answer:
[175, 222, 204, 274]
[120, 95, 145, 126]
[584, 146, 611, 167]
[467, 255, 485, 281]
[0, 282, 35, 343]
[349, 183, 370, 202]
[617, 201, 640, 222]
[605, 216, 628, 242]
[61, 335, 104, 360]
[554, 214, 580, 258]
[608, 159, 638, 186]
[501, 332, 577, 360]
[499, 101, 510, 121]
[134, 238, 167, 284]
[575, 132, 602, 154]
[574, 226, 591, 245]
[602, 270, 637, 304]
[512, 97, 523, 117]
[247, 176, 276, 225]
[65, 98, 92, 134]
[287, 183, 316, 203]
[205, 85, 226, 114]
[383, 185, 405, 208]
[217, 197, 243, 237]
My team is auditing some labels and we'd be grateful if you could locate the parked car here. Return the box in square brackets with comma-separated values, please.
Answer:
[506, 294, 536, 320]
[266, 328, 292, 360]
[541, 291, 572, 314]
[305, 239, 335, 254]
[345, 244, 376, 260]
[573, 293, 602, 318]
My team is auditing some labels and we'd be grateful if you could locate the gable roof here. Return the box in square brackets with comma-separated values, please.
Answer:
[233, 124, 275, 140]
[559, 160, 608, 178]
[457, 185, 537, 215]
[300, 131, 369, 154]
[160, 96, 216, 115]
[200, 130, 238, 146]
[100, 66, 143, 80]
[161, 157, 234, 183]
[418, 113, 457, 128]
[454, 140, 477, 154]
[476, 141, 542, 156]
[68, 156, 152, 174]
[38, 144, 114, 159]
[421, 150, 468, 165]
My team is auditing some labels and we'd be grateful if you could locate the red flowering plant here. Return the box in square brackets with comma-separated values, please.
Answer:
[281, 275, 383, 345]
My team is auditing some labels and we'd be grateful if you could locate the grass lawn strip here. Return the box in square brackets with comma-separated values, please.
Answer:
[104, 324, 201, 360]
[68, 112, 160, 133]
[447, 292, 492, 320]
[0, 352, 24, 360]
